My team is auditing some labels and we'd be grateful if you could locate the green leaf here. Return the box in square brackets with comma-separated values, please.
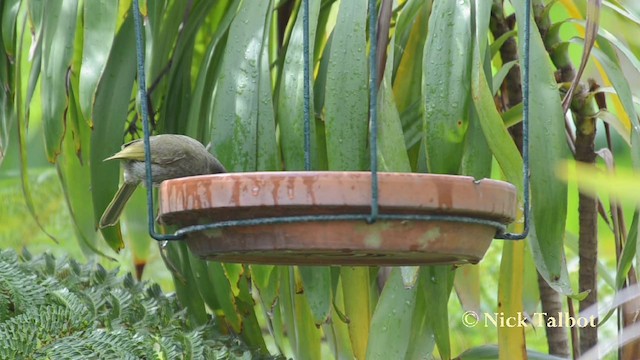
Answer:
[221, 263, 268, 354]
[57, 72, 114, 258]
[291, 268, 322, 359]
[422, 0, 471, 174]
[568, 20, 640, 90]
[513, 0, 570, 288]
[210, 0, 277, 172]
[500, 102, 523, 128]
[121, 187, 152, 267]
[158, 42, 193, 135]
[0, 78, 12, 167]
[207, 262, 242, 333]
[26, 0, 45, 32]
[10, 3, 57, 244]
[277, 0, 321, 170]
[393, 0, 430, 114]
[279, 267, 297, 359]
[492, 60, 518, 97]
[561, 0, 600, 112]
[157, 0, 219, 135]
[470, 53, 522, 189]
[79, 0, 118, 121]
[453, 265, 481, 315]
[252, 265, 286, 352]
[461, 21, 493, 180]
[617, 211, 638, 290]
[377, 33, 411, 172]
[392, 0, 431, 82]
[186, 0, 239, 140]
[323, 276, 355, 359]
[460, 104, 492, 179]
[404, 273, 435, 359]
[16, 96, 58, 245]
[366, 268, 417, 359]
[596, 109, 630, 145]
[299, 266, 331, 325]
[186, 250, 220, 312]
[1, 0, 21, 57]
[490, 29, 517, 59]
[146, 0, 189, 101]
[40, 0, 78, 162]
[23, 1, 42, 119]
[324, 0, 369, 171]
[573, 37, 640, 168]
[473, 0, 492, 59]
[250, 264, 278, 310]
[164, 242, 209, 326]
[311, 13, 331, 118]
[603, 0, 640, 26]
[91, 11, 137, 252]
[422, 266, 454, 360]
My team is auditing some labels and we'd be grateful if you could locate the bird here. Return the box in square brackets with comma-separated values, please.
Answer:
[99, 134, 226, 228]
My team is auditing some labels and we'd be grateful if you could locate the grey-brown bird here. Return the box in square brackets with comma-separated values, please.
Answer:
[99, 134, 226, 228]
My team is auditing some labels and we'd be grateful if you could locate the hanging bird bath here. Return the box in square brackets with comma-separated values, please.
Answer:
[131, 0, 530, 265]
[157, 171, 517, 265]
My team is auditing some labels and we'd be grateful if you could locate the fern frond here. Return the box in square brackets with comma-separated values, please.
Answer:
[0, 249, 256, 359]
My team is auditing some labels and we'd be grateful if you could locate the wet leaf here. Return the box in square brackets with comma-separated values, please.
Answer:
[277, 0, 322, 170]
[324, 0, 369, 171]
[366, 268, 417, 359]
[209, 0, 278, 172]
[422, 0, 471, 174]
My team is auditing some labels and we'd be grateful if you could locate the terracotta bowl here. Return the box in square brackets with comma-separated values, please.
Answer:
[158, 172, 517, 265]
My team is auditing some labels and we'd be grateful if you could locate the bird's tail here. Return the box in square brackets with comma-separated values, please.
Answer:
[99, 182, 139, 228]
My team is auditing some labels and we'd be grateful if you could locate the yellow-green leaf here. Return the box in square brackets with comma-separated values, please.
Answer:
[341, 266, 371, 360]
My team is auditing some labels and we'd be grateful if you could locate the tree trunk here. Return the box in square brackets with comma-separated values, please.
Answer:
[537, 272, 570, 357]
[574, 113, 598, 353]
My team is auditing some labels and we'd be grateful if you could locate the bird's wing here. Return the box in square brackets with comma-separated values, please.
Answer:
[103, 136, 190, 164]
[148, 136, 192, 165]
[104, 139, 146, 162]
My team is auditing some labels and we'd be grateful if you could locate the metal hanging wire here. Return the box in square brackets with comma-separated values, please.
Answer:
[131, 0, 530, 242]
